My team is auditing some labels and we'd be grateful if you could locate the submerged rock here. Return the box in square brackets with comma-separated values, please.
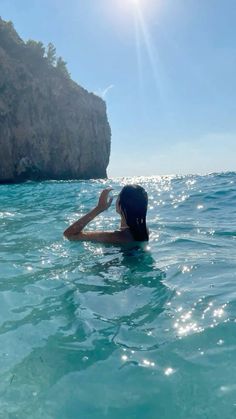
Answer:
[0, 18, 111, 182]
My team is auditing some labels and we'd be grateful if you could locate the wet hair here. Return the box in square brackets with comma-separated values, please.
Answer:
[119, 184, 149, 242]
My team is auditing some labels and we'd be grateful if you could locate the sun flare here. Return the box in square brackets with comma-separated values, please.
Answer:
[105, 0, 164, 94]
[130, 0, 143, 10]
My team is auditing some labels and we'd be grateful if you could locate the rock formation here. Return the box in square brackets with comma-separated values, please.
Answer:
[0, 18, 111, 182]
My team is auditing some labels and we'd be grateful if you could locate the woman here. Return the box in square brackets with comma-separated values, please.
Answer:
[64, 184, 149, 244]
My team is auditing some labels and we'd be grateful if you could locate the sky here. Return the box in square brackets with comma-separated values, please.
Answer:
[1, 0, 236, 177]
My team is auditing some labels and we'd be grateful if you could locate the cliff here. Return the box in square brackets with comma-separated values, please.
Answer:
[0, 18, 111, 182]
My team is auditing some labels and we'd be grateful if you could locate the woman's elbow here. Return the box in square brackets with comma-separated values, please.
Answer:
[63, 230, 82, 241]
[63, 229, 71, 240]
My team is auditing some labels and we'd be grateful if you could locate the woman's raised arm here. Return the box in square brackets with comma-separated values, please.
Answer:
[63, 188, 114, 241]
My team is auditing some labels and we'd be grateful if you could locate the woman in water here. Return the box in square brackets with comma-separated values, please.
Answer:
[64, 184, 149, 244]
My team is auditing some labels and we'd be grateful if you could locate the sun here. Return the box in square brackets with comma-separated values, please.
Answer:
[129, 0, 151, 15]
[105, 0, 160, 34]
[130, 0, 142, 8]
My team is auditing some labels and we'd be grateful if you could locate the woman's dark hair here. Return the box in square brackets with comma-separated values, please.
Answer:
[119, 184, 149, 242]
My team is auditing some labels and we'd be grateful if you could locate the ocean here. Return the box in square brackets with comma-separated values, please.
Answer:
[0, 172, 236, 418]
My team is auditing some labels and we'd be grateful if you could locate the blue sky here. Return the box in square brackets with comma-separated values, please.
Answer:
[1, 0, 236, 176]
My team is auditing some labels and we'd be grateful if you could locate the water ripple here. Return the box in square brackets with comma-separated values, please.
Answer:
[0, 173, 236, 418]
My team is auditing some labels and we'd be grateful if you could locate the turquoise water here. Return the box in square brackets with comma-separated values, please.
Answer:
[0, 173, 236, 418]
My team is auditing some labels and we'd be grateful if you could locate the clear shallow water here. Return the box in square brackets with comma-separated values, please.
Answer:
[0, 173, 236, 419]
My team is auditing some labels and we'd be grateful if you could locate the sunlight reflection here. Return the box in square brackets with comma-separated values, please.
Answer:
[181, 265, 193, 274]
[0, 211, 15, 218]
[213, 308, 224, 318]
[173, 299, 228, 338]
[164, 367, 175, 376]
[141, 359, 155, 367]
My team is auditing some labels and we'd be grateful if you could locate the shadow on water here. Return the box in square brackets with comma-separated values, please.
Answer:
[69, 245, 171, 330]
[77, 244, 166, 289]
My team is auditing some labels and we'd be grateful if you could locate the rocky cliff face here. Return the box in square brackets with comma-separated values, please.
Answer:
[0, 18, 111, 182]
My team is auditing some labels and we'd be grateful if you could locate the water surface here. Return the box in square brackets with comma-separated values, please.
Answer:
[0, 173, 236, 418]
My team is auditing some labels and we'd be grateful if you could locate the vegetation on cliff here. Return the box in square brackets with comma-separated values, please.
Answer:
[2, 19, 70, 77]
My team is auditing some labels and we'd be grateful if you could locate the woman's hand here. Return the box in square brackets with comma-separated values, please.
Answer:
[96, 188, 113, 212]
